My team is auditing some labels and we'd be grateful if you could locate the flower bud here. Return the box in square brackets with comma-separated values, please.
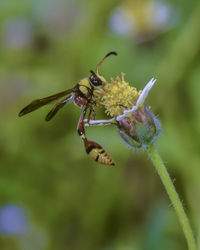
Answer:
[117, 105, 161, 148]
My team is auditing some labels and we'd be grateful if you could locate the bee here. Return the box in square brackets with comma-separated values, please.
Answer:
[18, 52, 117, 166]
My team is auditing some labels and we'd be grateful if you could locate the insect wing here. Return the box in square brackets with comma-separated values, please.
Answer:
[18, 88, 76, 117]
[45, 95, 74, 121]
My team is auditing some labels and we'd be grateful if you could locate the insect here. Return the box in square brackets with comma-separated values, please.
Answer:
[19, 52, 117, 166]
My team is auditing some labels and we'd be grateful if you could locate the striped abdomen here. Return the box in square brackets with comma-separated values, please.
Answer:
[84, 140, 115, 166]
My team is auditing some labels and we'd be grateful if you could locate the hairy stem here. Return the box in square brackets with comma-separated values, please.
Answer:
[146, 143, 197, 250]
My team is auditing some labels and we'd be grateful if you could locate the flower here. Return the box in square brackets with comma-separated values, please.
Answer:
[94, 75, 161, 148]
[116, 77, 156, 121]
[95, 73, 141, 117]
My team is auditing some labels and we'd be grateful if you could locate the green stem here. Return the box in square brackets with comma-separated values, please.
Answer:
[146, 143, 197, 250]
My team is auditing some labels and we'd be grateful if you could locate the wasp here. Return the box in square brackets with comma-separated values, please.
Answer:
[19, 52, 117, 166]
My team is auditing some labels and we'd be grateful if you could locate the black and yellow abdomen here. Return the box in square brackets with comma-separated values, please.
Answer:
[84, 139, 115, 166]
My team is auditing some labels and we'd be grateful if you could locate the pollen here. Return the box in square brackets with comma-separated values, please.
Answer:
[95, 73, 141, 117]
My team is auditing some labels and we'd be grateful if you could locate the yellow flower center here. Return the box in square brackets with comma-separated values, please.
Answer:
[95, 73, 141, 117]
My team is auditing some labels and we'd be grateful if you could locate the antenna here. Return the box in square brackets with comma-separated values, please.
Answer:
[96, 51, 117, 74]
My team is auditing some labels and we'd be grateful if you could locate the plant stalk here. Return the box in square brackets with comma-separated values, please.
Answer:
[146, 143, 197, 250]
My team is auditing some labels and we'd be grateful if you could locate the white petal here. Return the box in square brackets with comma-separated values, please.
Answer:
[84, 118, 115, 126]
[116, 78, 156, 121]
[116, 105, 137, 121]
[136, 78, 156, 108]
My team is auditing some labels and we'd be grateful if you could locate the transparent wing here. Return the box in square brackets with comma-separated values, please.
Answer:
[45, 94, 74, 121]
[18, 88, 76, 117]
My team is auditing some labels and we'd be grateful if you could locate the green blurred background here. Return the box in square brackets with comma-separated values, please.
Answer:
[0, 0, 200, 249]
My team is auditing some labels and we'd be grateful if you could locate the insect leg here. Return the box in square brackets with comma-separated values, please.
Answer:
[92, 109, 96, 120]
[77, 108, 115, 166]
[86, 107, 96, 124]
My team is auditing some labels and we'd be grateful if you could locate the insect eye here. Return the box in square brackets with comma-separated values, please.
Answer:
[89, 70, 102, 86]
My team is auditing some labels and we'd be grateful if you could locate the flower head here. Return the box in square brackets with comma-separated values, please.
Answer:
[94, 75, 161, 148]
[95, 73, 141, 117]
